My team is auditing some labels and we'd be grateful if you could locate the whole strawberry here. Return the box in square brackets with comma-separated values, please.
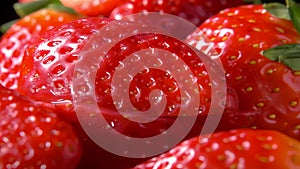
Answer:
[134, 129, 300, 169]
[186, 4, 300, 140]
[0, 84, 81, 169]
[0, 7, 79, 90]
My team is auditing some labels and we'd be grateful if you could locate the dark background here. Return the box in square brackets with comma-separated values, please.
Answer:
[0, 0, 299, 36]
[1, 0, 19, 29]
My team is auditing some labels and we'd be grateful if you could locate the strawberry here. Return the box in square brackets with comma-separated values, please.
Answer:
[109, 0, 245, 26]
[17, 17, 114, 122]
[0, 84, 81, 169]
[17, 16, 240, 168]
[133, 129, 300, 169]
[59, 0, 128, 16]
[186, 4, 300, 140]
[94, 32, 239, 138]
[17, 15, 240, 130]
[0, 7, 79, 90]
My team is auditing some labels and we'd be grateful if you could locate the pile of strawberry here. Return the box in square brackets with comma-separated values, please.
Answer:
[1, 0, 300, 168]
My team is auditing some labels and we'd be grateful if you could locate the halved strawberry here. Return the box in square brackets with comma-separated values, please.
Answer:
[186, 4, 300, 140]
[0, 84, 81, 169]
[0, 7, 79, 90]
[134, 129, 300, 169]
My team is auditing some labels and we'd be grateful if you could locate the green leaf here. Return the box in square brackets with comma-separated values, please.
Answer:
[47, 3, 77, 15]
[13, 0, 75, 18]
[264, 3, 291, 20]
[13, 0, 52, 17]
[0, 19, 18, 34]
[286, 0, 300, 34]
[244, 0, 262, 4]
[263, 44, 300, 70]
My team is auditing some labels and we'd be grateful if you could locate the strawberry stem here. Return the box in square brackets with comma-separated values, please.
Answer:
[263, 44, 300, 70]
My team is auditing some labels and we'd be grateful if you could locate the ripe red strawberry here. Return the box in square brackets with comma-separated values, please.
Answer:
[0, 8, 79, 90]
[0, 84, 81, 169]
[134, 129, 300, 169]
[186, 4, 300, 140]
[17, 16, 240, 168]
[94, 32, 239, 138]
[18, 17, 114, 122]
[17, 15, 240, 131]
[109, 0, 244, 26]
[59, 0, 128, 16]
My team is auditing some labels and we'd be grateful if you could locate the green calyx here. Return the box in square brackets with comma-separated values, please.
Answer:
[263, 0, 300, 70]
[264, 3, 291, 20]
[14, 0, 53, 18]
[263, 44, 300, 70]
[286, 0, 300, 34]
[14, 0, 76, 18]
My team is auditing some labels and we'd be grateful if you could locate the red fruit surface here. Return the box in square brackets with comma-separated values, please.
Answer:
[60, 0, 128, 16]
[110, 0, 244, 26]
[18, 17, 113, 122]
[0, 84, 81, 169]
[134, 129, 300, 169]
[0, 8, 79, 90]
[186, 4, 300, 140]
[18, 16, 239, 134]
[94, 32, 239, 138]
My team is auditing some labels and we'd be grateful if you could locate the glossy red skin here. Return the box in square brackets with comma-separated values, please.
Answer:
[186, 4, 300, 140]
[0, 84, 81, 169]
[0, 9, 79, 90]
[60, 0, 128, 16]
[18, 17, 113, 122]
[109, 0, 244, 26]
[18, 15, 240, 124]
[134, 129, 300, 169]
[95, 32, 239, 138]
[18, 17, 239, 168]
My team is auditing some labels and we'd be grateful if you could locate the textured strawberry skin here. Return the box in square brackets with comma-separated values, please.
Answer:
[60, 0, 128, 16]
[18, 17, 113, 122]
[0, 8, 79, 90]
[133, 129, 300, 169]
[109, 0, 245, 26]
[186, 4, 300, 140]
[0, 84, 82, 169]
